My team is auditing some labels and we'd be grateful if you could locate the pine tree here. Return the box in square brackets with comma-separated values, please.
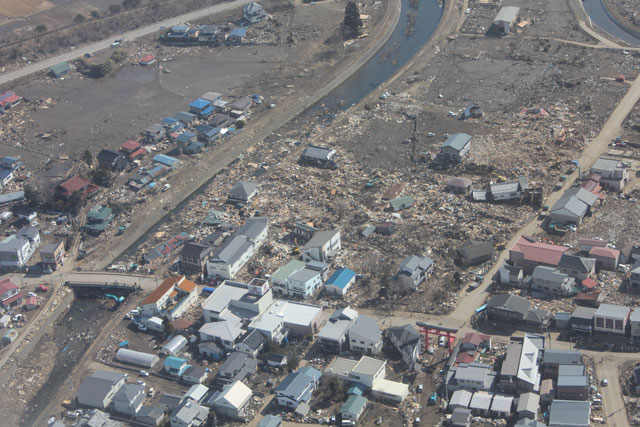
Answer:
[343, 1, 363, 39]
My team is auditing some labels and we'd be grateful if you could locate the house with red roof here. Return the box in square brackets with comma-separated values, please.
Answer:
[140, 276, 198, 319]
[0, 277, 23, 309]
[509, 235, 569, 274]
[588, 247, 620, 271]
[581, 278, 598, 291]
[0, 91, 22, 112]
[119, 140, 146, 161]
[450, 332, 492, 367]
[55, 176, 100, 199]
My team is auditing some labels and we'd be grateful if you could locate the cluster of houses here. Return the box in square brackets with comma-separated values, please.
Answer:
[162, 2, 267, 45]
[444, 332, 593, 427]
[549, 157, 628, 232]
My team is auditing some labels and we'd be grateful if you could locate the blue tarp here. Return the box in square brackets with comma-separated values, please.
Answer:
[475, 304, 487, 313]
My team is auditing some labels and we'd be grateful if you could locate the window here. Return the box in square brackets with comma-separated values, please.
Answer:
[606, 318, 613, 329]
[615, 320, 623, 330]
[360, 341, 365, 344]
[596, 317, 604, 327]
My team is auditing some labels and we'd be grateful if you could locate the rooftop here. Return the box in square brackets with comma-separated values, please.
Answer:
[548, 399, 590, 426]
[594, 303, 630, 320]
[352, 356, 385, 376]
[325, 268, 356, 289]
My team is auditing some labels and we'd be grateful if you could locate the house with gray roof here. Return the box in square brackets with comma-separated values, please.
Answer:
[550, 188, 598, 226]
[557, 254, 595, 281]
[285, 267, 322, 299]
[446, 362, 497, 395]
[257, 415, 282, 427]
[590, 157, 628, 191]
[183, 366, 209, 385]
[468, 391, 493, 416]
[199, 321, 243, 351]
[530, 266, 575, 297]
[113, 384, 146, 416]
[275, 366, 322, 410]
[438, 133, 471, 163]
[548, 399, 590, 427]
[516, 392, 539, 420]
[489, 176, 529, 202]
[457, 240, 493, 266]
[170, 399, 208, 427]
[593, 303, 630, 336]
[450, 407, 472, 427]
[318, 310, 355, 354]
[73, 409, 123, 427]
[396, 255, 434, 290]
[179, 242, 214, 274]
[135, 406, 166, 426]
[487, 294, 550, 329]
[243, 2, 267, 23]
[348, 314, 382, 355]
[216, 351, 258, 385]
[228, 181, 258, 204]
[76, 370, 126, 409]
[387, 324, 421, 367]
[301, 229, 341, 263]
[206, 217, 269, 279]
[236, 329, 266, 358]
[299, 145, 337, 169]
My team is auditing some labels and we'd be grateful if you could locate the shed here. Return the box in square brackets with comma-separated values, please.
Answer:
[153, 154, 180, 168]
[324, 268, 356, 296]
[389, 196, 414, 212]
[116, 348, 160, 368]
[49, 62, 71, 78]
[160, 335, 188, 356]
[493, 6, 520, 35]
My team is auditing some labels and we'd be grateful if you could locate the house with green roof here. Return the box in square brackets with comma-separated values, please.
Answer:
[270, 259, 305, 295]
[340, 395, 367, 423]
[85, 205, 114, 236]
[49, 62, 71, 78]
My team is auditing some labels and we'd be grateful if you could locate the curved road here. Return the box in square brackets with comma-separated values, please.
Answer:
[0, 0, 254, 87]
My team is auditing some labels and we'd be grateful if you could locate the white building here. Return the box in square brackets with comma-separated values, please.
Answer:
[590, 158, 629, 191]
[348, 315, 382, 355]
[206, 217, 268, 279]
[210, 381, 253, 420]
[285, 267, 322, 299]
[140, 276, 198, 319]
[242, 2, 267, 24]
[301, 229, 341, 262]
[76, 370, 126, 409]
[593, 303, 630, 335]
[113, 384, 146, 416]
[0, 238, 34, 269]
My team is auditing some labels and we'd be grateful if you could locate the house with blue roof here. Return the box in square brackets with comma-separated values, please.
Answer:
[163, 356, 190, 377]
[175, 111, 197, 125]
[177, 131, 197, 148]
[189, 98, 211, 114]
[153, 154, 180, 169]
[195, 124, 221, 144]
[324, 268, 356, 296]
[340, 395, 367, 423]
[168, 25, 189, 39]
[161, 117, 184, 133]
[274, 366, 321, 410]
[229, 27, 247, 43]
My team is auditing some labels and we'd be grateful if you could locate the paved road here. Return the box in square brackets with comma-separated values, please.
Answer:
[0, 0, 253, 87]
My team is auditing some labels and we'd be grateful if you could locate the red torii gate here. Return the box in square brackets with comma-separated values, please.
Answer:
[416, 321, 458, 354]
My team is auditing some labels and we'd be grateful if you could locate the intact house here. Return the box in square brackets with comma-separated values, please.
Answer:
[474, 176, 528, 202]
[209, 380, 253, 421]
[590, 157, 628, 191]
[571, 306, 597, 335]
[529, 266, 575, 297]
[275, 366, 322, 410]
[179, 242, 214, 275]
[206, 217, 268, 280]
[497, 264, 524, 288]
[113, 384, 146, 416]
[85, 205, 115, 236]
[457, 240, 493, 267]
[170, 399, 208, 427]
[549, 188, 598, 225]
[348, 314, 382, 355]
[492, 6, 519, 34]
[270, 259, 305, 296]
[140, 276, 198, 319]
[301, 229, 341, 263]
[97, 149, 128, 172]
[509, 235, 569, 274]
[437, 133, 471, 164]
[341, 395, 367, 424]
[236, 329, 265, 358]
[448, 332, 491, 367]
[299, 145, 338, 169]
[0, 277, 23, 309]
[243, 2, 266, 23]
[557, 254, 595, 281]
[318, 308, 357, 354]
[486, 294, 551, 329]
[136, 406, 166, 426]
[548, 399, 591, 427]
[199, 321, 243, 351]
[593, 303, 629, 336]
[324, 267, 356, 297]
[144, 124, 165, 143]
[498, 335, 542, 394]
[164, 356, 190, 378]
[395, 255, 434, 291]
[446, 362, 497, 395]
[55, 175, 99, 200]
[387, 324, 421, 367]
[285, 267, 322, 299]
[76, 370, 126, 409]
[588, 247, 620, 271]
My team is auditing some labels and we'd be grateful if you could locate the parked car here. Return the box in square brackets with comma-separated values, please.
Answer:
[601, 378, 608, 386]
[37, 285, 49, 292]
[438, 336, 446, 347]
[148, 387, 155, 398]
[137, 324, 148, 331]
[417, 384, 423, 393]
[136, 380, 146, 386]
[139, 370, 150, 377]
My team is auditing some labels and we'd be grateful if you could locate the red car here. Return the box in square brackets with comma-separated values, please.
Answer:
[37, 285, 49, 292]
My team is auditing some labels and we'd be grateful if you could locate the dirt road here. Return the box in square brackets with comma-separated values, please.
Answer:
[0, 0, 254, 87]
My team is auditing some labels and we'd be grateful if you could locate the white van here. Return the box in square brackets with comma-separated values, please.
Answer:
[438, 336, 446, 347]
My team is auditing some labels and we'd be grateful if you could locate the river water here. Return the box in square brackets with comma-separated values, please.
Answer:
[582, 0, 640, 46]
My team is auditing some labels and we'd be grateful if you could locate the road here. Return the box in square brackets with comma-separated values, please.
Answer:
[0, 0, 254, 87]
